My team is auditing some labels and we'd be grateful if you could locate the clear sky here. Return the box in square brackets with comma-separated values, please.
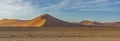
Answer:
[0, 0, 120, 22]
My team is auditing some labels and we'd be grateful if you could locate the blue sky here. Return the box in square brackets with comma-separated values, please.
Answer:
[0, 0, 120, 22]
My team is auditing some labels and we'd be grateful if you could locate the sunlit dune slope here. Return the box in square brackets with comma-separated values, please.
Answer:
[0, 14, 46, 27]
[23, 15, 46, 27]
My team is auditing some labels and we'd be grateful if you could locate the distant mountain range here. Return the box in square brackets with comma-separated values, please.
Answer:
[0, 14, 119, 27]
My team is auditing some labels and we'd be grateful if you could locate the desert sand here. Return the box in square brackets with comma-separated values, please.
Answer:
[0, 27, 120, 41]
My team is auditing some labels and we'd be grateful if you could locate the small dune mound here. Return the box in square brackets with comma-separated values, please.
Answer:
[80, 20, 95, 26]
[0, 19, 28, 27]
[0, 19, 20, 24]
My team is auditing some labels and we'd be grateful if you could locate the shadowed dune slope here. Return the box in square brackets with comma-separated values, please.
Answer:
[41, 14, 80, 27]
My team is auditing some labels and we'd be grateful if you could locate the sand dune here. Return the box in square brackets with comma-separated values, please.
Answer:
[0, 14, 119, 27]
[0, 14, 78, 27]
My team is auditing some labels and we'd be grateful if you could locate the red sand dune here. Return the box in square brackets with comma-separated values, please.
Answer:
[80, 20, 95, 26]
[0, 14, 79, 27]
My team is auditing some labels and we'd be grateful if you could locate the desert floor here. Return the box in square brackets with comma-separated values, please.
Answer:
[0, 27, 120, 41]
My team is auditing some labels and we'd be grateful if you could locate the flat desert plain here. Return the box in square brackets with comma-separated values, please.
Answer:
[0, 27, 120, 41]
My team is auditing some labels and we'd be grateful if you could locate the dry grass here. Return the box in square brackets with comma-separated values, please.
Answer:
[0, 27, 120, 41]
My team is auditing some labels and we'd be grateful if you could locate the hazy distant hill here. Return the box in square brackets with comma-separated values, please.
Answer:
[76, 20, 120, 27]
[104, 22, 120, 26]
